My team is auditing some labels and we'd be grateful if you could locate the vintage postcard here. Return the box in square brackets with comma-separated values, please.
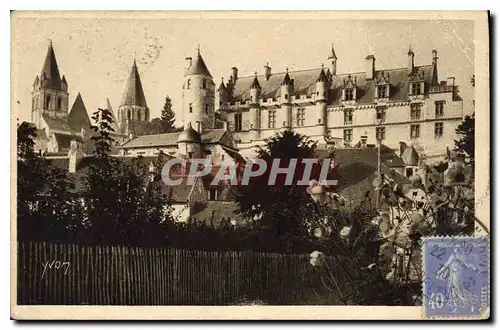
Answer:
[10, 11, 490, 320]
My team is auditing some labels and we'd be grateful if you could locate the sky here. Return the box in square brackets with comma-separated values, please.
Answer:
[12, 14, 475, 125]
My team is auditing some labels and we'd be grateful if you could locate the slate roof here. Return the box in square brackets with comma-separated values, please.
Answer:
[316, 147, 410, 206]
[120, 129, 230, 149]
[67, 93, 91, 132]
[185, 50, 212, 78]
[228, 64, 436, 105]
[42, 115, 72, 133]
[105, 98, 120, 133]
[401, 146, 420, 166]
[120, 60, 148, 108]
[39, 42, 62, 91]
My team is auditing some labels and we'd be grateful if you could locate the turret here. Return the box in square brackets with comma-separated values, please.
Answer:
[177, 122, 202, 158]
[316, 66, 329, 134]
[182, 46, 215, 130]
[328, 44, 337, 76]
[249, 72, 261, 141]
[280, 68, 293, 128]
[215, 77, 227, 112]
[264, 62, 272, 81]
[407, 46, 415, 75]
[315, 65, 328, 103]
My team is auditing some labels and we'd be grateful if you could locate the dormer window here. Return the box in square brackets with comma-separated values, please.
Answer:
[375, 71, 390, 100]
[409, 70, 425, 97]
[342, 75, 357, 103]
[411, 82, 422, 95]
[344, 89, 354, 101]
[377, 85, 388, 98]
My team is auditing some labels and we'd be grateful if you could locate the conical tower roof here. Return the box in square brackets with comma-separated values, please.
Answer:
[68, 93, 91, 132]
[105, 98, 120, 133]
[328, 44, 337, 60]
[250, 73, 261, 89]
[40, 41, 62, 90]
[281, 69, 293, 86]
[185, 49, 212, 78]
[120, 59, 148, 108]
[317, 67, 327, 82]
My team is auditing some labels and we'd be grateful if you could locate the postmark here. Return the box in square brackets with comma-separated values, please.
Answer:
[423, 236, 490, 319]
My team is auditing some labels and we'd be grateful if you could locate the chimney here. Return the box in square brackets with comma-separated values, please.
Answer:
[231, 67, 238, 82]
[68, 140, 83, 173]
[399, 141, 407, 157]
[365, 55, 375, 80]
[407, 47, 414, 74]
[264, 62, 271, 81]
[360, 135, 368, 148]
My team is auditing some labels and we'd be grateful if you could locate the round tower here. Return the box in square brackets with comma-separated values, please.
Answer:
[280, 68, 293, 129]
[182, 47, 215, 132]
[249, 72, 261, 141]
[177, 123, 202, 159]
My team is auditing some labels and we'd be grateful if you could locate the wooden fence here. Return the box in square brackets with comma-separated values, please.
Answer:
[17, 241, 340, 305]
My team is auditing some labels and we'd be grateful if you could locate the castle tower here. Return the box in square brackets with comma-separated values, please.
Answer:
[280, 68, 293, 129]
[328, 44, 337, 76]
[31, 40, 69, 128]
[249, 72, 261, 141]
[182, 47, 215, 132]
[117, 59, 149, 135]
[316, 65, 329, 134]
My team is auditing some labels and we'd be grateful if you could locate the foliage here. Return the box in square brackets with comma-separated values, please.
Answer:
[161, 95, 176, 130]
[234, 129, 338, 241]
[454, 113, 475, 168]
[17, 121, 77, 242]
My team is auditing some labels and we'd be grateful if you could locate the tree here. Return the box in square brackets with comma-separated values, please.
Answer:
[161, 96, 176, 131]
[84, 108, 171, 245]
[17, 121, 74, 242]
[144, 118, 171, 135]
[454, 113, 475, 167]
[234, 130, 336, 241]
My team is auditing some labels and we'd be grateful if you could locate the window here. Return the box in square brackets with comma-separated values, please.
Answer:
[189, 103, 193, 113]
[127, 109, 131, 119]
[187, 79, 191, 89]
[410, 124, 420, 139]
[205, 104, 209, 114]
[56, 97, 61, 110]
[234, 113, 242, 132]
[377, 85, 388, 99]
[208, 188, 217, 201]
[344, 109, 353, 124]
[376, 106, 387, 122]
[326, 130, 331, 136]
[45, 95, 51, 109]
[410, 103, 421, 120]
[435, 101, 445, 118]
[296, 108, 305, 126]
[137, 109, 142, 121]
[344, 88, 354, 101]
[405, 168, 414, 178]
[411, 82, 422, 95]
[202, 79, 206, 89]
[435, 122, 444, 138]
[284, 94, 288, 100]
[145, 109, 149, 121]
[219, 100, 222, 106]
[268, 110, 276, 128]
[343, 129, 353, 142]
[376, 127, 386, 141]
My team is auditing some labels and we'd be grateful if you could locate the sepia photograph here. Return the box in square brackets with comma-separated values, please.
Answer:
[10, 11, 490, 320]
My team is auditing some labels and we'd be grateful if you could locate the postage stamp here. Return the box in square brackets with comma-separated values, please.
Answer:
[423, 236, 490, 319]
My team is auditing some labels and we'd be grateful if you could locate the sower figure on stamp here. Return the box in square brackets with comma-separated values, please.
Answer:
[435, 246, 479, 310]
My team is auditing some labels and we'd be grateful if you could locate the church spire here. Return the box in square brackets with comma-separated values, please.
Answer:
[40, 40, 62, 90]
[120, 59, 148, 108]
